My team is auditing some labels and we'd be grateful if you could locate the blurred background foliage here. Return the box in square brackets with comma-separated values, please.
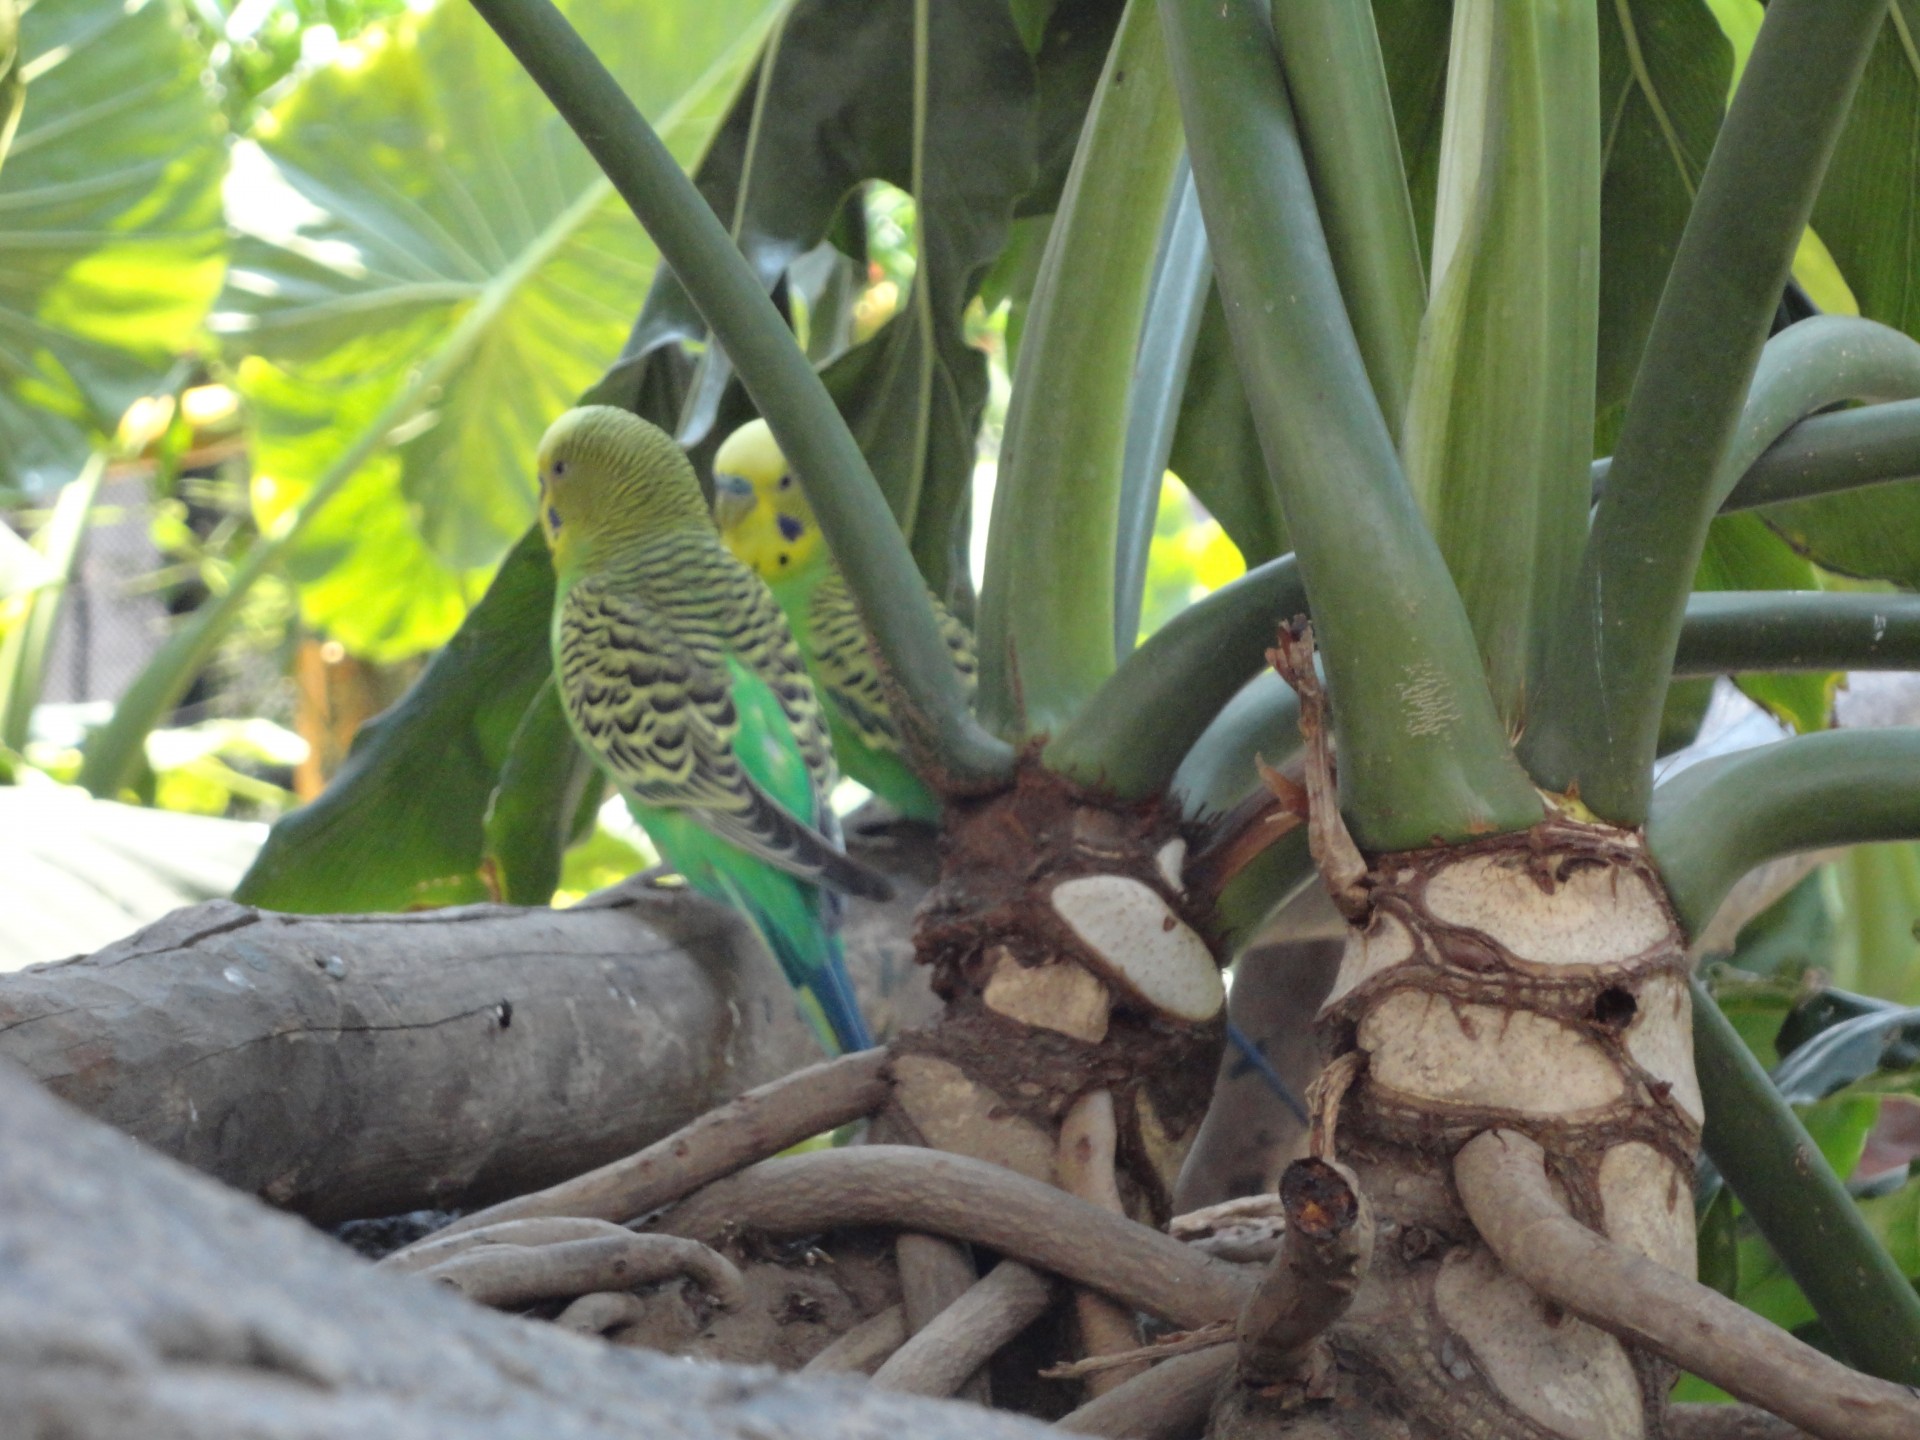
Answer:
[0, 0, 1918, 1375]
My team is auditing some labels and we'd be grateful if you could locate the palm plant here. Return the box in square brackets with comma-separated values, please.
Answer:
[232, 0, 1920, 1433]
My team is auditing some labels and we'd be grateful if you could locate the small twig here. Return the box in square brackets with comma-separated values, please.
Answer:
[871, 1261, 1058, 1398]
[553, 1290, 650, 1337]
[419, 1233, 746, 1312]
[379, 1217, 633, 1275]
[1052, 1343, 1237, 1438]
[660, 1146, 1252, 1328]
[1235, 1157, 1372, 1386]
[1058, 1090, 1146, 1394]
[895, 1232, 991, 1404]
[1305, 1049, 1362, 1162]
[801, 1303, 909, 1375]
[1455, 1130, 1920, 1440]
[1169, 1195, 1285, 1265]
[388, 1049, 890, 1263]
[1041, 1322, 1234, 1379]
[1268, 618, 1368, 917]
[1667, 1402, 1817, 1440]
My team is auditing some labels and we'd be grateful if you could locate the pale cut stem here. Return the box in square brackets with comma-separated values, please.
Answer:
[870, 1261, 1057, 1398]
[419, 1233, 745, 1311]
[801, 1304, 909, 1376]
[1454, 1129, 1920, 1440]
[894, 1232, 990, 1404]
[1058, 1090, 1147, 1394]
[380, 1216, 632, 1276]
[1235, 1157, 1372, 1384]
[388, 1050, 889, 1262]
[1052, 1342, 1236, 1438]
[660, 1145, 1252, 1328]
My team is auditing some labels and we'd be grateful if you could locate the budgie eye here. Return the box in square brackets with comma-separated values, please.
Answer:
[547, 506, 562, 533]
[552, 460, 568, 477]
[777, 473, 794, 490]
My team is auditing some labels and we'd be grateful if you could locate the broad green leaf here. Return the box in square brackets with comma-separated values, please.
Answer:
[221, 0, 777, 659]
[1693, 512, 1839, 732]
[1825, 843, 1920, 1005]
[1811, 2, 1920, 340]
[1758, 481, 1920, 593]
[233, 528, 555, 912]
[0, 0, 225, 494]
[480, 675, 598, 907]
[611, 0, 1038, 601]
[0, 0, 21, 172]
[1594, 0, 1730, 452]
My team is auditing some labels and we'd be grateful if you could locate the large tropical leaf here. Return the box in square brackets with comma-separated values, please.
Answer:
[1747, 3, 1920, 593]
[597, 0, 1043, 602]
[0, 0, 225, 495]
[219, 0, 778, 660]
[233, 528, 556, 912]
[1593, 0, 1730, 450]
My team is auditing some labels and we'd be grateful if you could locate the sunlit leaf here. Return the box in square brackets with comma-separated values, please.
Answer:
[220, 0, 777, 657]
[0, 0, 225, 494]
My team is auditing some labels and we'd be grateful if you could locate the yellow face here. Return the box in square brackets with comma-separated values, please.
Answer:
[711, 419, 824, 582]
[534, 405, 710, 574]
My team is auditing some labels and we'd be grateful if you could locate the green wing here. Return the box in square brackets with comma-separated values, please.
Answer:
[557, 573, 886, 900]
[807, 568, 978, 757]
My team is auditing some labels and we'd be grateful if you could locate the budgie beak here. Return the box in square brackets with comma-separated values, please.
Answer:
[712, 472, 757, 532]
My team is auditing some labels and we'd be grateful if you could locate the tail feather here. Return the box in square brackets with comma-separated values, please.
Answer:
[708, 864, 873, 1054]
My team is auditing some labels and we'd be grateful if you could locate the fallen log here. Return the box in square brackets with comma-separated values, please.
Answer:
[0, 824, 938, 1222]
[0, 1058, 1057, 1440]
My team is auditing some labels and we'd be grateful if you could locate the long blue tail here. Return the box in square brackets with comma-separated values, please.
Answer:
[720, 873, 873, 1054]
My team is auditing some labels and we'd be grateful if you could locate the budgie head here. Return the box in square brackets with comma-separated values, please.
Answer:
[536, 406, 711, 573]
[711, 418, 825, 582]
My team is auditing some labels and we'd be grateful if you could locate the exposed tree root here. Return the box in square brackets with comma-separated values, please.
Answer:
[1666, 1403, 1816, 1439]
[802, 1303, 909, 1375]
[1053, 1343, 1236, 1438]
[872, 1261, 1058, 1398]
[659, 1145, 1253, 1327]
[555, 1290, 652, 1337]
[1233, 1158, 1370, 1388]
[381, 1216, 635, 1275]
[420, 1232, 746, 1312]
[1059, 1089, 1148, 1393]
[390, 1049, 892, 1261]
[1457, 1129, 1920, 1440]
[896, 1231, 992, 1403]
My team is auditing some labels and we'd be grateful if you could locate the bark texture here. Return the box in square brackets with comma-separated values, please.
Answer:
[0, 839, 936, 1222]
[0, 1058, 1060, 1440]
[1212, 820, 1706, 1440]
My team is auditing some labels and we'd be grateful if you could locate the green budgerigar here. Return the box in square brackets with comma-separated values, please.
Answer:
[710, 419, 977, 822]
[536, 406, 887, 1054]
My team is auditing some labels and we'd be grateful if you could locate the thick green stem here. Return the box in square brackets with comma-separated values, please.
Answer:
[1267, 0, 1423, 427]
[1158, 0, 1541, 851]
[1401, 0, 1598, 728]
[1590, 396, 1920, 512]
[1675, 592, 1920, 676]
[466, 0, 1009, 787]
[1524, 0, 1889, 824]
[1046, 555, 1304, 799]
[1724, 397, 1920, 511]
[976, 0, 1184, 737]
[1692, 980, 1920, 1384]
[1649, 728, 1920, 937]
